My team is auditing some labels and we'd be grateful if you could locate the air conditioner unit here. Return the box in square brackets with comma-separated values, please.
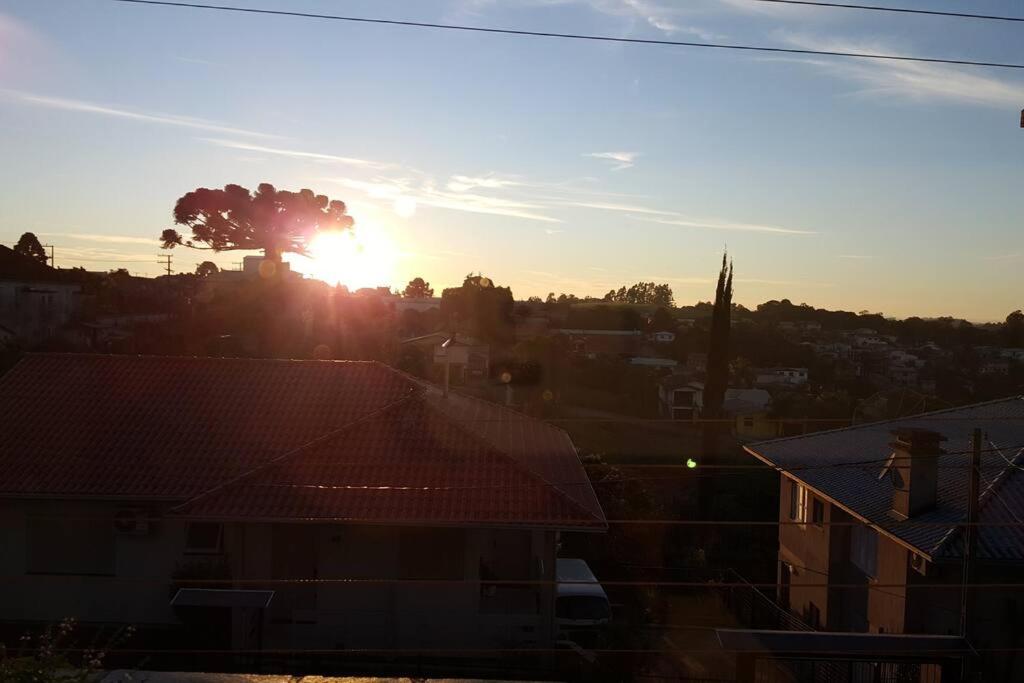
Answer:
[114, 508, 151, 535]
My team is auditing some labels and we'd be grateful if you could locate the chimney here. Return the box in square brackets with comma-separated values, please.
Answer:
[888, 428, 945, 518]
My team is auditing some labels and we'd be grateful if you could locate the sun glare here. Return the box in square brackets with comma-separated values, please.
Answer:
[296, 227, 398, 290]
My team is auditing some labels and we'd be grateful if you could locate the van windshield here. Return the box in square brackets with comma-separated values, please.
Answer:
[557, 596, 611, 621]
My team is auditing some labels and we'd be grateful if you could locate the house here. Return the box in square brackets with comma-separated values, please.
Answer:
[658, 376, 704, 420]
[999, 348, 1024, 363]
[745, 398, 1024, 680]
[552, 329, 642, 358]
[658, 378, 774, 438]
[0, 354, 605, 655]
[649, 331, 676, 344]
[754, 367, 808, 387]
[0, 245, 81, 346]
[401, 331, 490, 383]
[685, 352, 708, 374]
[980, 359, 1010, 376]
[723, 389, 778, 440]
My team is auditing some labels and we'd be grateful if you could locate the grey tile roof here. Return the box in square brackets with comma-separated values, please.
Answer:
[746, 397, 1024, 562]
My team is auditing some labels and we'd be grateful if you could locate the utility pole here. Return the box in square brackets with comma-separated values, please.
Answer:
[156, 254, 173, 276]
[42, 244, 54, 268]
[960, 427, 982, 679]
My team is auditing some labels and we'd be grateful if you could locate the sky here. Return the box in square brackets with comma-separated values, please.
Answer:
[0, 0, 1021, 320]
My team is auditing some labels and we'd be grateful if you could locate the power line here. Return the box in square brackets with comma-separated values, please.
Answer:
[4, 575, 1024, 589]
[111, 0, 1024, 70]
[749, 0, 1024, 23]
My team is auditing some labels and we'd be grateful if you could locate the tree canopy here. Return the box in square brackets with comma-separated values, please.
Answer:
[603, 281, 674, 307]
[440, 273, 515, 345]
[402, 277, 434, 298]
[160, 183, 354, 262]
[13, 232, 47, 265]
[195, 261, 220, 277]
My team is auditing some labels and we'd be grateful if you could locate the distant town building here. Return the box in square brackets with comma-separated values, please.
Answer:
[754, 367, 809, 387]
[553, 329, 643, 358]
[0, 245, 81, 346]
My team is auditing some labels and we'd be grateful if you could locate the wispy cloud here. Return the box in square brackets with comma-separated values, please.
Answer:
[838, 254, 874, 259]
[585, 151, 638, 171]
[203, 138, 390, 168]
[1, 90, 279, 138]
[545, 228, 565, 235]
[635, 215, 816, 235]
[446, 174, 524, 192]
[37, 232, 155, 246]
[774, 33, 1024, 108]
[738, 277, 836, 287]
[561, 199, 673, 215]
[325, 176, 562, 223]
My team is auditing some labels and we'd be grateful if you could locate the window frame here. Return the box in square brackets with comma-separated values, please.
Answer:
[184, 522, 224, 555]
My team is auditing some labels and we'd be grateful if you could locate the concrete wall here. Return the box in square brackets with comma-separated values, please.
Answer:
[777, 476, 831, 628]
[0, 499, 186, 626]
[229, 523, 557, 650]
[1, 501, 558, 651]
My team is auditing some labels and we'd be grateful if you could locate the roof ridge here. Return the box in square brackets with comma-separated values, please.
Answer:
[23, 352, 381, 365]
[752, 395, 1024, 447]
[169, 387, 422, 514]
[420, 397, 604, 525]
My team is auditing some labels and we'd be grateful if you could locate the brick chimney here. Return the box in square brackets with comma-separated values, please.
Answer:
[888, 428, 945, 518]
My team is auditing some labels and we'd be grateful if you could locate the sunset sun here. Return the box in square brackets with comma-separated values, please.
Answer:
[297, 227, 398, 290]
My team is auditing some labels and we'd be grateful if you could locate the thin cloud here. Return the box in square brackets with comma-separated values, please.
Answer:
[838, 254, 874, 259]
[325, 176, 562, 223]
[203, 139, 390, 169]
[738, 277, 836, 287]
[545, 228, 565, 235]
[447, 174, 524, 192]
[775, 33, 1024, 108]
[38, 232, 155, 246]
[585, 151, 638, 171]
[1, 90, 279, 138]
[632, 215, 816, 235]
[562, 200, 674, 215]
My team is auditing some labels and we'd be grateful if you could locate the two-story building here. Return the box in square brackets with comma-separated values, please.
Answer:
[745, 398, 1024, 680]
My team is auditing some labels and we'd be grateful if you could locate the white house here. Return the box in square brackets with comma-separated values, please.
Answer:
[0, 245, 81, 346]
[0, 354, 605, 655]
[755, 367, 809, 386]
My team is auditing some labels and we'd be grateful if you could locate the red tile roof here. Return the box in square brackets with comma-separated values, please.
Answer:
[0, 354, 605, 530]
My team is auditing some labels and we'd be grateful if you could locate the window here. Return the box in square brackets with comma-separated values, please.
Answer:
[743, 416, 755, 428]
[399, 527, 465, 579]
[805, 602, 821, 629]
[184, 522, 223, 554]
[851, 524, 878, 578]
[27, 515, 115, 575]
[789, 480, 809, 524]
[812, 498, 825, 527]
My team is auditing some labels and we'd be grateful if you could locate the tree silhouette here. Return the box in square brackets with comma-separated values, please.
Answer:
[703, 252, 733, 419]
[14, 232, 48, 265]
[602, 282, 674, 306]
[403, 277, 434, 298]
[196, 261, 220, 277]
[160, 183, 354, 262]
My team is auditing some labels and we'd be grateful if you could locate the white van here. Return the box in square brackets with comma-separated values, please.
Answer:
[555, 558, 611, 642]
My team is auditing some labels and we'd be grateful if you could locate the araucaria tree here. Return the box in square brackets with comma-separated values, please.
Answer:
[160, 183, 354, 262]
[703, 252, 733, 419]
[14, 232, 48, 265]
